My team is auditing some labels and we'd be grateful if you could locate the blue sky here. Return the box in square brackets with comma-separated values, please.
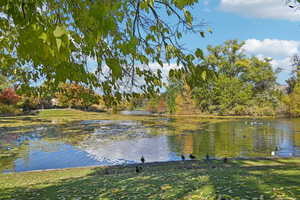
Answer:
[177, 0, 300, 84]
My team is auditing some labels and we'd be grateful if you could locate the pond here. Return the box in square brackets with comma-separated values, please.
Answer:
[1, 116, 300, 173]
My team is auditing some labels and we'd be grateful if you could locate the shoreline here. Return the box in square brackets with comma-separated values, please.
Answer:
[4, 156, 300, 174]
[0, 108, 295, 119]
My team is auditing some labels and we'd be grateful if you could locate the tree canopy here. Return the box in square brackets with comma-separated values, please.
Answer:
[164, 40, 280, 116]
[0, 0, 211, 104]
[286, 54, 300, 93]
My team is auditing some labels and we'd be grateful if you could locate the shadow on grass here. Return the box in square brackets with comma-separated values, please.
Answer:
[1, 160, 300, 200]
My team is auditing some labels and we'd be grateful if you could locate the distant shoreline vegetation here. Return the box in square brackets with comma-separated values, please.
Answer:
[0, 108, 295, 120]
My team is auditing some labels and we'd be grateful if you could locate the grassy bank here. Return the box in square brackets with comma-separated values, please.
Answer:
[0, 109, 152, 128]
[1, 158, 300, 200]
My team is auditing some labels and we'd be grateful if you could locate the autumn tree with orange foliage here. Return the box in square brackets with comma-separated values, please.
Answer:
[55, 83, 99, 109]
[0, 88, 20, 105]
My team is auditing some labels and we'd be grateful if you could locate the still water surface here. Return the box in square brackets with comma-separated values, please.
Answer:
[1, 117, 300, 173]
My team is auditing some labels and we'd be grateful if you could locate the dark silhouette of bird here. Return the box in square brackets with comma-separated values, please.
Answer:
[189, 154, 196, 160]
[206, 153, 210, 161]
[272, 146, 280, 156]
[181, 154, 185, 161]
[136, 166, 142, 173]
[141, 156, 145, 164]
[223, 157, 228, 163]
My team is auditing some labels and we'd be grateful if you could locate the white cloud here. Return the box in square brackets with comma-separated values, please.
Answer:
[220, 0, 300, 21]
[243, 39, 300, 58]
[270, 57, 292, 71]
[148, 63, 182, 81]
[242, 39, 299, 76]
[117, 63, 181, 93]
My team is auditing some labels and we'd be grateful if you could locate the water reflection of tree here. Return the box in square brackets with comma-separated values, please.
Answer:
[293, 119, 300, 147]
[167, 120, 300, 159]
[0, 140, 28, 172]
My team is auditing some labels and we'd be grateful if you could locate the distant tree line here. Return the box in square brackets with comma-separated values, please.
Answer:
[0, 81, 101, 115]
[1, 40, 300, 117]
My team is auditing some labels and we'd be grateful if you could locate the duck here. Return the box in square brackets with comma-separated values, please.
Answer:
[189, 154, 196, 160]
[136, 166, 142, 173]
[181, 154, 185, 161]
[271, 146, 280, 156]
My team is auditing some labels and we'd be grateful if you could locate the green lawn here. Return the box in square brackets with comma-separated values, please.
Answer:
[1, 158, 300, 200]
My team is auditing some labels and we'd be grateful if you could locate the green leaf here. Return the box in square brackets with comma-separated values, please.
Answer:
[174, 0, 186, 9]
[157, 59, 163, 67]
[38, 32, 48, 43]
[195, 48, 204, 59]
[184, 9, 193, 26]
[149, 0, 154, 7]
[53, 26, 66, 38]
[176, 32, 182, 39]
[200, 32, 205, 38]
[201, 70, 207, 80]
[56, 39, 62, 51]
[106, 58, 122, 78]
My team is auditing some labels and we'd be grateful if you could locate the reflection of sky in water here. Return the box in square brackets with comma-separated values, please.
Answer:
[273, 121, 298, 157]
[82, 136, 178, 164]
[1, 119, 300, 173]
[6, 141, 104, 173]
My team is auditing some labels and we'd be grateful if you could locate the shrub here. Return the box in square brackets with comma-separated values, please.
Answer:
[232, 105, 248, 115]
[19, 96, 39, 111]
[282, 84, 300, 117]
[146, 97, 159, 113]
[0, 103, 21, 115]
[0, 88, 20, 105]
[55, 83, 99, 108]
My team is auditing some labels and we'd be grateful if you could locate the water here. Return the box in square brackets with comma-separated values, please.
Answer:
[119, 110, 152, 115]
[1, 117, 300, 173]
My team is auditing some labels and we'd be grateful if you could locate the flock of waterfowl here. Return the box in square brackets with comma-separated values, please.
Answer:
[135, 153, 229, 173]
[134, 146, 284, 173]
[102, 147, 283, 175]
